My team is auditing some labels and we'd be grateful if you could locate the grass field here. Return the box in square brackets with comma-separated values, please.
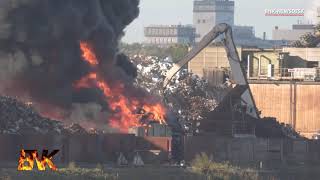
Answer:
[1, 160, 320, 180]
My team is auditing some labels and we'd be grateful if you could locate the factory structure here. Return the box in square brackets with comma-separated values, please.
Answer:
[193, 0, 235, 41]
[272, 23, 316, 41]
[144, 0, 288, 48]
[144, 25, 196, 47]
[318, 7, 320, 24]
[192, 0, 288, 47]
[188, 45, 320, 138]
[143, 1, 320, 139]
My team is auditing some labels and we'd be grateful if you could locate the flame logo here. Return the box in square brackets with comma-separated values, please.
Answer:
[18, 149, 59, 171]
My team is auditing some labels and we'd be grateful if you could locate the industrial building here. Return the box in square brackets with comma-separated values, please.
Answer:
[188, 46, 320, 80]
[231, 26, 287, 48]
[247, 48, 320, 80]
[188, 46, 320, 138]
[272, 24, 315, 41]
[193, 0, 234, 41]
[192, 0, 288, 48]
[318, 7, 320, 24]
[144, 25, 196, 46]
[187, 46, 242, 85]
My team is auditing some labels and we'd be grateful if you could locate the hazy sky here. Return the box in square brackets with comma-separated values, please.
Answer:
[122, 0, 318, 43]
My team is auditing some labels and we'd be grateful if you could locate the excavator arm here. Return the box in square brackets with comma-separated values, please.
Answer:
[163, 23, 259, 118]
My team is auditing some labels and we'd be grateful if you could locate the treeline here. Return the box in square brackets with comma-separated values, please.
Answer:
[291, 24, 320, 48]
[120, 43, 189, 63]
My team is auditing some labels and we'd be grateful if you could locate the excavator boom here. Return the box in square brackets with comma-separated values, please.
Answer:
[163, 23, 259, 118]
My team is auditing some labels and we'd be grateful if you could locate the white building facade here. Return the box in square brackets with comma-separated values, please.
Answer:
[144, 25, 196, 47]
[193, 0, 234, 41]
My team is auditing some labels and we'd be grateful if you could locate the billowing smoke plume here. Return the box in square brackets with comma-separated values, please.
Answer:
[0, 0, 143, 128]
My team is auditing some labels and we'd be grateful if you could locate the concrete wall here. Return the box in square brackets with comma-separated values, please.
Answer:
[283, 48, 320, 62]
[0, 134, 172, 166]
[184, 136, 320, 167]
[250, 82, 320, 138]
[0, 134, 64, 163]
[2, 134, 319, 167]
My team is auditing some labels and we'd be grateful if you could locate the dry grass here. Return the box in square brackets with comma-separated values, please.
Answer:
[0, 165, 116, 180]
[191, 152, 259, 180]
[1, 160, 320, 180]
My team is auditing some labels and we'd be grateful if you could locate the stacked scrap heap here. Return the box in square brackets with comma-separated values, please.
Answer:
[0, 96, 87, 135]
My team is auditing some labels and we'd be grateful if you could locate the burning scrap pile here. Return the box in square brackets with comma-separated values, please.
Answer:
[0, 96, 64, 135]
[132, 56, 230, 132]
[0, 95, 91, 135]
[0, 0, 173, 133]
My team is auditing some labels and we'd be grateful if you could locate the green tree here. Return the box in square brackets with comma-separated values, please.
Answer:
[315, 24, 320, 34]
[168, 44, 189, 63]
[120, 42, 190, 61]
[301, 33, 319, 47]
[291, 23, 320, 48]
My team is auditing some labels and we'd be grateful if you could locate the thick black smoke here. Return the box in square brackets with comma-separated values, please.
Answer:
[0, 0, 140, 115]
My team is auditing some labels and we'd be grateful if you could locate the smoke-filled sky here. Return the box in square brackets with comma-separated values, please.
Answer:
[123, 0, 319, 43]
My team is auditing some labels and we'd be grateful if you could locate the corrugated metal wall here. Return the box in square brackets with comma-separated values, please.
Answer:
[0, 134, 171, 165]
[250, 83, 320, 137]
[184, 136, 320, 167]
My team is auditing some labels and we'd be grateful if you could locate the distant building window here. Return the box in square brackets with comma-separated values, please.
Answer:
[198, 19, 201, 24]
[203, 19, 206, 23]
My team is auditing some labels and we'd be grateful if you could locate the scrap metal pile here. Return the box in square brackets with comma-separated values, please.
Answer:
[255, 117, 301, 139]
[132, 55, 303, 139]
[0, 96, 87, 135]
[133, 56, 230, 133]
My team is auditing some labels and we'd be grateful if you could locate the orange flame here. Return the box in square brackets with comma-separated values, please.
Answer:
[75, 41, 167, 132]
[80, 41, 99, 66]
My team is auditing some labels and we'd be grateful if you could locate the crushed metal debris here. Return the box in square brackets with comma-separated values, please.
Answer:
[0, 96, 87, 135]
[133, 56, 229, 133]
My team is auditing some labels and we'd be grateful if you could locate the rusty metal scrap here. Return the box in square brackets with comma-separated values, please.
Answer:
[133, 56, 229, 134]
[163, 23, 259, 118]
[0, 96, 87, 135]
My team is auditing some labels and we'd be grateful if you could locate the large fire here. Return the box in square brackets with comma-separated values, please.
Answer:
[75, 41, 167, 132]
[80, 42, 99, 66]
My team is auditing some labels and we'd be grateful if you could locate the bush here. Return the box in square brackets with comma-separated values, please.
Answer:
[96, 163, 104, 172]
[191, 152, 258, 180]
[67, 161, 77, 170]
[120, 43, 189, 63]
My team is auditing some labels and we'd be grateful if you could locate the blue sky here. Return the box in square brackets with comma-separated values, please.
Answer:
[122, 0, 317, 43]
